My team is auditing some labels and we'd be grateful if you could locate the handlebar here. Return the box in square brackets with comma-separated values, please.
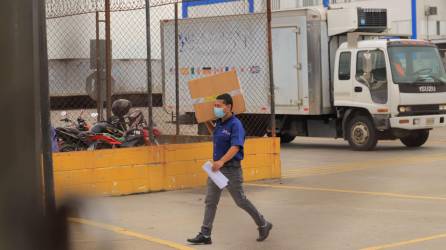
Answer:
[60, 118, 72, 123]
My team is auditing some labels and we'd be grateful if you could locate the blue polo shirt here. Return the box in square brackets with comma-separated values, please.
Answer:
[213, 115, 245, 162]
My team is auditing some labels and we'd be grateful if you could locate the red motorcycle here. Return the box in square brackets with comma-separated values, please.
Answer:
[86, 109, 161, 150]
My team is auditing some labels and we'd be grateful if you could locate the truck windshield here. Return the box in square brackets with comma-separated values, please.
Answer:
[388, 46, 446, 84]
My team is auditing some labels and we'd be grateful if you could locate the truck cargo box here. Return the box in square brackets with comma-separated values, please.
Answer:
[271, 8, 332, 115]
[161, 14, 270, 115]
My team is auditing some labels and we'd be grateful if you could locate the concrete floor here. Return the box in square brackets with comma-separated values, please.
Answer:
[70, 127, 446, 250]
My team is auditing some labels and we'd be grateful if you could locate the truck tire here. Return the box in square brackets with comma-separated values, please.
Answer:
[400, 130, 429, 148]
[347, 115, 378, 151]
[280, 133, 296, 144]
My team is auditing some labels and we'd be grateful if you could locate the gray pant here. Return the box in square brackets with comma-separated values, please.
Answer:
[201, 166, 266, 236]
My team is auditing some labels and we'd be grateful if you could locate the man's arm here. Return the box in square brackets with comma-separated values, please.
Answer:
[219, 146, 240, 163]
[212, 146, 239, 172]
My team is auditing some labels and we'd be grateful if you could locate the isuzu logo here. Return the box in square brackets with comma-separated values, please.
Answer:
[419, 86, 436, 92]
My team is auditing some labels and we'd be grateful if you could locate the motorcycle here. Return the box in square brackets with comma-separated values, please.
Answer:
[55, 107, 162, 151]
[55, 110, 92, 152]
[86, 109, 161, 150]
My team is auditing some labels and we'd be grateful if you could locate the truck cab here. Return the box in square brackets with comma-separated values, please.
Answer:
[334, 39, 446, 150]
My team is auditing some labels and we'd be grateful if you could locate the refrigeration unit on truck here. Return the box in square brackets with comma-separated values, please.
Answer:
[162, 7, 446, 151]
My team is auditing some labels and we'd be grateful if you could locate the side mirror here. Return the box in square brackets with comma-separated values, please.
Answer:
[363, 52, 373, 74]
[442, 52, 446, 67]
[60, 111, 67, 117]
[357, 51, 374, 85]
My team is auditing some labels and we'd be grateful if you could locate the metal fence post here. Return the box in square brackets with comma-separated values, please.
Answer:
[95, 11, 103, 122]
[39, 0, 56, 213]
[105, 0, 112, 120]
[1, 0, 51, 247]
[267, 0, 276, 137]
[174, 2, 180, 136]
[145, 0, 155, 143]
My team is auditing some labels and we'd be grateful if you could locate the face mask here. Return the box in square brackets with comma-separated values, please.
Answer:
[213, 107, 225, 118]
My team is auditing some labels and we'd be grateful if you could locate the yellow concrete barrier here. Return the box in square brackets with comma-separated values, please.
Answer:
[53, 137, 281, 198]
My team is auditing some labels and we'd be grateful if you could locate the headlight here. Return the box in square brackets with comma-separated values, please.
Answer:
[439, 105, 446, 111]
[399, 106, 412, 113]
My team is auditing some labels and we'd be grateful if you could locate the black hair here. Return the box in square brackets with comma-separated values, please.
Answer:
[216, 93, 233, 110]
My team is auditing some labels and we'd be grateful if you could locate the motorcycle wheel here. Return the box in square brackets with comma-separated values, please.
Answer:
[59, 144, 77, 152]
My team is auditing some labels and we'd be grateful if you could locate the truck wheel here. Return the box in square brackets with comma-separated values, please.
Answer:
[347, 115, 378, 151]
[400, 130, 429, 148]
[280, 133, 296, 144]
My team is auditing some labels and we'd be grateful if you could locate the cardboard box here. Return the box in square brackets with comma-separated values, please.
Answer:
[188, 70, 246, 123]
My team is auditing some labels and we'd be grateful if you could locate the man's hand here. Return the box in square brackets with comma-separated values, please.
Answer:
[212, 160, 224, 172]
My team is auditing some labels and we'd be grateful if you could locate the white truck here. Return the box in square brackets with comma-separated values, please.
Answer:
[162, 7, 446, 150]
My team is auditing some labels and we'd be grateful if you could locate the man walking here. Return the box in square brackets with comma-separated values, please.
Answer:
[187, 93, 272, 245]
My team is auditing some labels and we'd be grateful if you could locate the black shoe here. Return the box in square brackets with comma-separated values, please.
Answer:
[257, 222, 273, 242]
[187, 232, 212, 245]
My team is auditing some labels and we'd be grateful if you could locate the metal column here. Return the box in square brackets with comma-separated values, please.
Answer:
[0, 0, 66, 248]
[95, 11, 104, 122]
[105, 0, 113, 119]
[145, 0, 155, 142]
[267, 0, 276, 137]
[411, 0, 417, 39]
[39, 0, 56, 213]
[174, 3, 180, 136]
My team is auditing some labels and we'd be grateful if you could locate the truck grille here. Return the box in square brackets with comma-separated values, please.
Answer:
[398, 104, 445, 116]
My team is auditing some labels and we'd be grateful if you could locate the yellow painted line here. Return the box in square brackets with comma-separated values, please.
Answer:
[246, 183, 446, 201]
[281, 153, 446, 179]
[360, 232, 446, 250]
[69, 217, 195, 250]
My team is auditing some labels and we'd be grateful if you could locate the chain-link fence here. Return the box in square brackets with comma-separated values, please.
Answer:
[46, 0, 275, 148]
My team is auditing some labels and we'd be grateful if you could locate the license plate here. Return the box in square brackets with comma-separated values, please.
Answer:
[426, 118, 435, 125]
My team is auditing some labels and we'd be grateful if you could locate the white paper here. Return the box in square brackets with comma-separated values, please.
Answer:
[202, 161, 229, 189]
